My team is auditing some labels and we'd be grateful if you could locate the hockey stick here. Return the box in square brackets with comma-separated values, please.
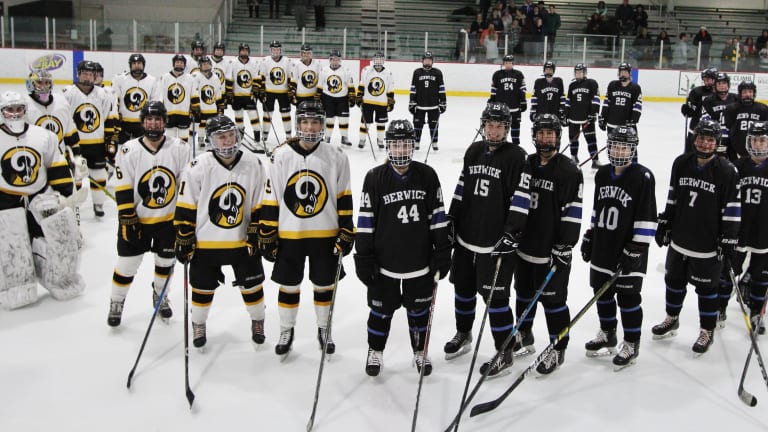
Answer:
[190, 118, 197, 159]
[470, 267, 623, 418]
[306, 252, 344, 432]
[411, 271, 440, 432]
[88, 177, 116, 202]
[444, 264, 557, 432]
[452, 255, 503, 432]
[738, 286, 768, 407]
[183, 262, 195, 409]
[578, 145, 607, 168]
[126, 269, 174, 389]
[423, 117, 440, 165]
[361, 111, 378, 162]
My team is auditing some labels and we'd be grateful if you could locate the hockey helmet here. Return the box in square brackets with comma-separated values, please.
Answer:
[701, 67, 718, 81]
[329, 50, 342, 68]
[385, 119, 416, 167]
[76, 60, 97, 87]
[270, 40, 282, 48]
[300, 44, 313, 62]
[503, 54, 515, 64]
[574, 63, 587, 73]
[693, 119, 721, 159]
[26, 69, 53, 100]
[606, 125, 638, 167]
[198, 55, 213, 72]
[206, 115, 241, 158]
[172, 53, 187, 68]
[301, 43, 313, 53]
[296, 100, 326, 144]
[618, 62, 632, 81]
[270, 40, 282, 58]
[481, 102, 511, 145]
[191, 40, 205, 50]
[330, 49, 342, 59]
[213, 41, 225, 54]
[747, 121, 768, 159]
[93, 62, 104, 76]
[543, 61, 556, 76]
[140, 101, 168, 139]
[128, 53, 146, 66]
[738, 80, 757, 105]
[422, 51, 434, 69]
[714, 72, 731, 96]
[238, 43, 250, 54]
[532, 114, 562, 154]
[0, 90, 28, 134]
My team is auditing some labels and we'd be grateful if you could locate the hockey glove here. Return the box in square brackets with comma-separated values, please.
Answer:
[106, 136, 119, 165]
[408, 101, 417, 115]
[559, 109, 568, 126]
[680, 102, 695, 117]
[353, 254, 378, 286]
[730, 250, 746, 276]
[73, 155, 89, 183]
[175, 229, 196, 264]
[348, 93, 356, 108]
[439, 102, 447, 114]
[334, 227, 355, 256]
[519, 99, 527, 113]
[580, 229, 593, 263]
[447, 215, 456, 246]
[430, 246, 452, 280]
[246, 221, 259, 256]
[356, 86, 365, 107]
[491, 232, 519, 256]
[655, 212, 672, 247]
[259, 90, 267, 104]
[529, 112, 538, 123]
[119, 211, 143, 245]
[718, 237, 737, 264]
[618, 242, 646, 274]
[258, 227, 279, 262]
[386, 94, 395, 112]
[588, 113, 598, 125]
[598, 117, 607, 131]
[550, 244, 573, 269]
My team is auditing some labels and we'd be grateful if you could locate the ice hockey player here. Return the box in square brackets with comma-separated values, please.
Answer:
[159, 54, 195, 142]
[444, 101, 530, 377]
[174, 115, 268, 349]
[354, 119, 451, 377]
[190, 56, 225, 148]
[357, 51, 395, 150]
[210, 41, 231, 105]
[225, 43, 261, 146]
[581, 125, 657, 370]
[258, 100, 355, 359]
[188, 40, 206, 74]
[409, 51, 446, 151]
[107, 101, 190, 327]
[62, 60, 118, 217]
[734, 121, 768, 335]
[255, 41, 293, 147]
[653, 119, 740, 355]
[0, 90, 83, 309]
[317, 50, 356, 147]
[681, 68, 717, 153]
[513, 114, 582, 375]
[564, 63, 603, 168]
[530, 62, 565, 125]
[489, 55, 527, 145]
[700, 72, 737, 141]
[111, 54, 162, 145]
[289, 44, 320, 107]
[599, 63, 642, 141]
[721, 80, 768, 161]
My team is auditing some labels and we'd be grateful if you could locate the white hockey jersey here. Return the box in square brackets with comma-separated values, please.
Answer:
[110, 72, 163, 124]
[25, 93, 79, 154]
[175, 150, 266, 251]
[257, 55, 292, 94]
[159, 71, 195, 117]
[290, 59, 321, 98]
[260, 140, 354, 240]
[212, 56, 232, 94]
[318, 65, 356, 98]
[61, 84, 116, 145]
[227, 57, 260, 98]
[114, 135, 190, 225]
[359, 66, 394, 107]
[191, 71, 223, 116]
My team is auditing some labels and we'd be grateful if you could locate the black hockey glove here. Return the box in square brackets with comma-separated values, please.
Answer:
[386, 94, 395, 112]
[529, 112, 538, 123]
[106, 135, 119, 165]
[446, 215, 456, 246]
[334, 227, 355, 256]
[430, 246, 452, 280]
[408, 101, 417, 115]
[550, 244, 573, 269]
[258, 90, 267, 104]
[246, 221, 259, 257]
[519, 99, 527, 113]
[598, 117, 607, 131]
[356, 86, 365, 107]
[588, 113, 598, 125]
[580, 229, 593, 263]
[618, 242, 646, 274]
[439, 102, 447, 114]
[491, 232, 519, 256]
[353, 254, 378, 286]
[559, 109, 568, 126]
[730, 250, 746, 276]
[119, 211, 143, 245]
[680, 102, 695, 117]
[655, 212, 671, 247]
[348, 93, 356, 108]
[175, 229, 196, 264]
[258, 227, 279, 262]
[718, 237, 737, 264]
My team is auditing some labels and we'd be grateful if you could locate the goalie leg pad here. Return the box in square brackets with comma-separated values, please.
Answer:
[32, 206, 85, 300]
[0, 208, 37, 309]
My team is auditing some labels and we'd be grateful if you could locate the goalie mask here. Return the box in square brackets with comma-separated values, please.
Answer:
[0, 91, 28, 134]
[532, 114, 561, 154]
[296, 100, 325, 145]
[140, 101, 168, 140]
[26, 69, 53, 103]
[385, 119, 416, 168]
[481, 102, 511, 146]
[206, 115, 241, 159]
[747, 121, 768, 159]
[607, 125, 638, 167]
[694, 119, 721, 159]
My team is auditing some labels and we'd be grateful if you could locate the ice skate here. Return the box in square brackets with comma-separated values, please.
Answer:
[512, 330, 536, 357]
[251, 319, 265, 345]
[340, 136, 351, 147]
[478, 348, 514, 378]
[584, 329, 617, 357]
[431, 141, 439, 151]
[358, 139, 365, 149]
[152, 287, 172, 323]
[93, 203, 104, 217]
[275, 327, 294, 361]
[317, 327, 335, 355]
[651, 315, 679, 340]
[536, 348, 565, 376]
[444, 331, 472, 360]
[692, 329, 714, 357]
[413, 350, 432, 376]
[717, 307, 727, 329]
[613, 341, 639, 371]
[192, 322, 207, 352]
[107, 299, 124, 327]
[365, 348, 383, 376]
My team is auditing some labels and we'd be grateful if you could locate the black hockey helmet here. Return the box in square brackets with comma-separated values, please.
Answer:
[747, 121, 768, 159]
[191, 40, 205, 50]
[385, 119, 416, 167]
[618, 62, 632, 73]
[607, 125, 639, 167]
[296, 100, 326, 144]
[238, 42, 250, 53]
[481, 102, 511, 145]
[693, 119, 721, 158]
[77, 60, 97, 75]
[93, 62, 104, 75]
[574, 63, 587, 74]
[422, 51, 434, 61]
[301, 43, 312, 52]
[543, 60, 556, 74]
[140, 101, 168, 139]
[128, 53, 146, 66]
[701, 67, 718, 80]
[715, 72, 730, 86]
[330, 49, 342, 59]
[172, 53, 187, 65]
[213, 41, 225, 52]
[532, 113, 562, 154]
[270, 40, 282, 48]
[502, 54, 514, 63]
[206, 115, 241, 158]
[198, 55, 212, 66]
[738, 80, 757, 104]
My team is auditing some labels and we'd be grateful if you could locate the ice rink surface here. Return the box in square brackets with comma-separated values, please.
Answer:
[1, 90, 768, 432]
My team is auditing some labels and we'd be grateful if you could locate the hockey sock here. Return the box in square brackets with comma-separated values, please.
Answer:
[234, 110, 245, 128]
[543, 302, 570, 350]
[89, 167, 108, 205]
[407, 307, 430, 351]
[596, 295, 618, 331]
[515, 294, 538, 333]
[454, 291, 477, 333]
[718, 274, 733, 310]
[262, 113, 272, 136]
[664, 284, 687, 317]
[339, 116, 349, 138]
[510, 127, 520, 145]
[359, 124, 369, 142]
[191, 285, 216, 323]
[325, 118, 334, 139]
[376, 123, 386, 142]
[239, 283, 265, 320]
[281, 113, 291, 135]
[488, 297, 515, 351]
[313, 284, 334, 327]
[111, 255, 143, 302]
[249, 116, 260, 133]
[367, 309, 392, 351]
[429, 119, 439, 142]
[750, 280, 768, 312]
[697, 288, 719, 330]
[617, 293, 642, 343]
[153, 256, 174, 297]
[569, 140, 579, 157]
[277, 284, 301, 329]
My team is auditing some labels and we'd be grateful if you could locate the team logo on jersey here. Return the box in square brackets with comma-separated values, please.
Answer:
[236, 70, 253, 89]
[123, 87, 148, 112]
[301, 70, 318, 89]
[269, 67, 286, 86]
[74, 103, 101, 133]
[326, 75, 342, 94]
[201, 85, 217, 106]
[367, 77, 385, 97]
[167, 83, 186, 105]
[190, 67, 201, 76]
[1, 147, 41, 186]
[284, 170, 328, 218]
[209, 183, 246, 228]
[214, 67, 226, 85]
[137, 166, 177, 209]
[33, 115, 64, 143]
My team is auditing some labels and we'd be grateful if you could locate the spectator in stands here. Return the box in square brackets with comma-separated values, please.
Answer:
[484, 24, 500, 63]
[672, 32, 690, 68]
[595, 1, 608, 20]
[502, 8, 514, 30]
[490, 9, 505, 32]
[532, 16, 546, 56]
[760, 45, 768, 70]
[633, 5, 648, 32]
[743, 36, 757, 61]
[615, 0, 634, 35]
[294, 0, 308, 31]
[269, 0, 280, 19]
[480, 0, 492, 20]
[586, 13, 603, 35]
[313, 0, 326, 31]
[508, 19, 522, 54]
[721, 38, 739, 68]
[471, 13, 489, 35]
[520, 0, 536, 18]
[633, 26, 654, 63]
[693, 26, 713, 63]
[514, 8, 527, 28]
[756, 29, 768, 52]
[545, 5, 561, 46]
[97, 28, 113, 50]
[655, 30, 672, 64]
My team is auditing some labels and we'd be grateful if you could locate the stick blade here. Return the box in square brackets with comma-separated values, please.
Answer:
[738, 389, 757, 407]
[306, 417, 315, 432]
[126, 370, 135, 389]
[470, 400, 501, 417]
[186, 388, 196, 409]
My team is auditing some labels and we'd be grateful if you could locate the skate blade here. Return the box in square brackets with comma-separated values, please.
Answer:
[485, 368, 513, 380]
[717, 321, 726, 329]
[651, 330, 677, 340]
[444, 345, 472, 360]
[160, 317, 171, 325]
[535, 367, 560, 378]
[279, 350, 292, 363]
[613, 359, 636, 372]
[195, 346, 207, 354]
[513, 346, 536, 358]
[585, 347, 617, 358]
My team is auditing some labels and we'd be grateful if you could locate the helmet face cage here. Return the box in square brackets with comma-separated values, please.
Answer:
[330, 50, 342, 68]
[296, 101, 326, 144]
[270, 41, 282, 58]
[206, 116, 241, 158]
[532, 114, 562, 153]
[481, 102, 511, 145]
[26, 69, 53, 98]
[607, 126, 638, 167]
[385, 120, 415, 167]
[0, 91, 28, 133]
[747, 121, 768, 158]
[373, 52, 385, 69]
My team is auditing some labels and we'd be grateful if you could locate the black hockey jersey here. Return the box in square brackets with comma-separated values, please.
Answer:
[531, 77, 565, 117]
[409, 67, 446, 109]
[664, 153, 740, 258]
[449, 141, 530, 253]
[589, 164, 657, 276]
[735, 156, 768, 253]
[722, 101, 768, 159]
[356, 162, 450, 277]
[600, 80, 642, 127]
[489, 69, 527, 112]
[565, 78, 600, 123]
[701, 93, 738, 127]
[685, 85, 714, 130]
[517, 153, 583, 263]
